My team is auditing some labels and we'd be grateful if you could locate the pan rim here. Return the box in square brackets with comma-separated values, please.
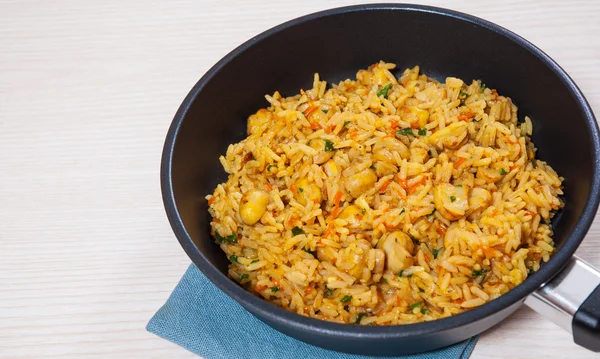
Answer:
[161, 3, 600, 342]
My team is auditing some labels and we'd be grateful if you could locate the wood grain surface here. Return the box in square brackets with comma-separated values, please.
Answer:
[1, 1, 599, 358]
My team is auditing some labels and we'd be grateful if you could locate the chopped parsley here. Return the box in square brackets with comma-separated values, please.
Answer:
[472, 268, 487, 277]
[500, 168, 508, 175]
[377, 83, 393, 99]
[343, 121, 351, 127]
[322, 109, 329, 114]
[267, 164, 278, 172]
[215, 232, 237, 244]
[459, 91, 467, 98]
[323, 139, 335, 152]
[426, 209, 436, 217]
[324, 286, 334, 298]
[432, 248, 440, 259]
[450, 196, 456, 202]
[341, 295, 352, 303]
[298, 187, 304, 192]
[481, 83, 487, 91]
[421, 308, 429, 314]
[408, 302, 422, 311]
[398, 270, 412, 278]
[370, 164, 376, 170]
[241, 273, 249, 280]
[344, 305, 350, 311]
[528, 267, 535, 275]
[271, 286, 280, 293]
[250, 259, 259, 264]
[396, 128, 414, 136]
[400, 208, 405, 215]
[229, 255, 239, 264]
[291, 226, 305, 236]
[418, 128, 427, 136]
[355, 313, 367, 324]
[456, 184, 463, 187]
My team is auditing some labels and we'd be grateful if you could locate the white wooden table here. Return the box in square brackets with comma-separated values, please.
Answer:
[1, 1, 599, 358]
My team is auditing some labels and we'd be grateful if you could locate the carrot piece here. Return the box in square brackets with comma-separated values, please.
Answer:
[454, 157, 466, 168]
[208, 197, 216, 205]
[310, 122, 322, 130]
[304, 105, 317, 117]
[333, 191, 343, 207]
[255, 285, 267, 292]
[379, 179, 391, 193]
[399, 179, 409, 189]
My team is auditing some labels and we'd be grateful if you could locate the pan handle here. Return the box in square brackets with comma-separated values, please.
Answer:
[524, 255, 600, 352]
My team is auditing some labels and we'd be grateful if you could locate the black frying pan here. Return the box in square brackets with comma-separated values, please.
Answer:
[161, 4, 600, 355]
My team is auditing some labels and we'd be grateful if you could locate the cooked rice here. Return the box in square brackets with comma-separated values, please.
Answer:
[206, 61, 564, 325]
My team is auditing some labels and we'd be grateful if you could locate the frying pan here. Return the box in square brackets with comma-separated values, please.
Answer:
[161, 4, 600, 355]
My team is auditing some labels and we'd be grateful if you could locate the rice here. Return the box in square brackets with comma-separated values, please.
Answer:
[206, 61, 564, 325]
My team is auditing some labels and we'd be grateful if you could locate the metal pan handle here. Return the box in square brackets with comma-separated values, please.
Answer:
[524, 255, 600, 352]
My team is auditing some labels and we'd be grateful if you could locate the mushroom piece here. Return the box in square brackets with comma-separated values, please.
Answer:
[377, 231, 415, 273]
[433, 183, 469, 220]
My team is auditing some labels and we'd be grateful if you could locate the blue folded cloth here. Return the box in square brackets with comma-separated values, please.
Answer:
[147, 264, 478, 359]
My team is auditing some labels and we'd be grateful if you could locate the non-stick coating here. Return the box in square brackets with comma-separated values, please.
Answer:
[161, 4, 600, 355]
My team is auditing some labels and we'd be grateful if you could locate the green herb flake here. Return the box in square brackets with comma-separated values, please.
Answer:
[396, 128, 414, 136]
[528, 267, 535, 275]
[241, 273, 249, 280]
[322, 109, 329, 114]
[324, 286, 334, 298]
[481, 83, 487, 92]
[229, 255, 239, 264]
[355, 313, 367, 324]
[370, 164, 376, 170]
[400, 208, 405, 215]
[377, 83, 393, 99]
[214, 232, 227, 243]
[298, 187, 304, 192]
[323, 139, 335, 152]
[250, 259, 259, 264]
[450, 196, 456, 202]
[456, 184, 463, 187]
[398, 270, 404, 277]
[226, 233, 237, 243]
[426, 209, 436, 217]
[382, 278, 388, 283]
[341, 295, 353, 303]
[420, 308, 429, 314]
[267, 164, 278, 172]
[344, 305, 350, 311]
[472, 268, 487, 277]
[459, 91, 467, 98]
[292, 226, 305, 236]
[418, 128, 427, 136]
[343, 121, 351, 127]
[408, 302, 422, 311]
[216, 232, 238, 244]
[432, 248, 440, 259]
[361, 209, 366, 215]
[500, 168, 508, 176]
[271, 286, 280, 293]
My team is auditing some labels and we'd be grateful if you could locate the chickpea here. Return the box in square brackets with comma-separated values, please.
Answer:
[433, 183, 469, 220]
[294, 178, 322, 206]
[477, 167, 503, 183]
[377, 231, 414, 273]
[239, 190, 270, 225]
[344, 168, 377, 198]
[338, 205, 364, 229]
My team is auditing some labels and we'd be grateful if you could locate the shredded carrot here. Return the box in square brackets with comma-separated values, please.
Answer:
[436, 224, 447, 235]
[273, 280, 281, 287]
[524, 210, 536, 217]
[255, 285, 267, 292]
[310, 122, 322, 130]
[325, 124, 336, 134]
[288, 217, 298, 226]
[289, 184, 296, 191]
[333, 191, 343, 207]
[349, 128, 358, 139]
[379, 179, 391, 193]
[382, 207, 390, 213]
[208, 197, 216, 205]
[454, 157, 466, 168]
[408, 177, 426, 193]
[304, 105, 317, 117]
[305, 287, 313, 295]
[390, 119, 399, 131]
[265, 183, 273, 191]
[504, 137, 518, 144]
[424, 254, 431, 262]
[397, 189, 407, 200]
[399, 179, 409, 189]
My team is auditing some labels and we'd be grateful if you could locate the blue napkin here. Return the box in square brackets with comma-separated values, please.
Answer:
[147, 264, 478, 359]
